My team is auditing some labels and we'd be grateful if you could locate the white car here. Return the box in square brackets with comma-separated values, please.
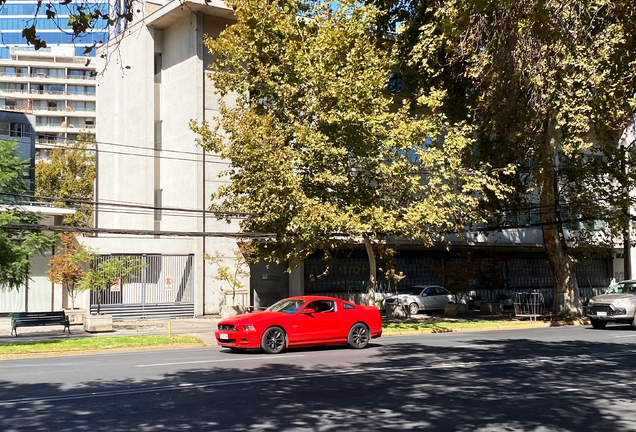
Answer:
[383, 285, 454, 315]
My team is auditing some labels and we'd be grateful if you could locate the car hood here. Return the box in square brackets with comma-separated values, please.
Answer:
[590, 293, 636, 302]
[219, 311, 286, 326]
[386, 294, 418, 300]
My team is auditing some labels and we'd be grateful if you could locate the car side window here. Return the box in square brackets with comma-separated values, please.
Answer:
[342, 302, 355, 310]
[436, 287, 449, 295]
[306, 300, 336, 313]
[424, 287, 436, 296]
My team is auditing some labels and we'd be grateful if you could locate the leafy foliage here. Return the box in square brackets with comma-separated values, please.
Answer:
[46, 231, 95, 309]
[381, 0, 636, 314]
[205, 242, 252, 306]
[193, 0, 509, 298]
[0, 140, 54, 291]
[77, 256, 146, 314]
[35, 135, 95, 227]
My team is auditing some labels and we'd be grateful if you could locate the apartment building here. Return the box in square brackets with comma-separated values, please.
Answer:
[0, 45, 96, 156]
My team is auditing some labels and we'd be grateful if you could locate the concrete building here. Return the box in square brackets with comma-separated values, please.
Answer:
[89, 0, 615, 320]
[0, 109, 35, 190]
[0, 46, 97, 157]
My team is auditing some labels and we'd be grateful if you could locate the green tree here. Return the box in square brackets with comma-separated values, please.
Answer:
[35, 135, 95, 227]
[46, 231, 95, 309]
[383, 0, 636, 315]
[77, 256, 146, 314]
[0, 140, 55, 290]
[192, 0, 509, 302]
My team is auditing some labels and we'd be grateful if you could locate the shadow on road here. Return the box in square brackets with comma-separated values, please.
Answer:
[0, 335, 635, 431]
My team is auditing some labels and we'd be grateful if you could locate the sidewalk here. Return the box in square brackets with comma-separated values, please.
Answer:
[0, 316, 222, 345]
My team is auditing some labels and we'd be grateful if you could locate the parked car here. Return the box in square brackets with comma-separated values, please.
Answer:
[383, 285, 454, 315]
[214, 296, 383, 353]
[586, 280, 636, 329]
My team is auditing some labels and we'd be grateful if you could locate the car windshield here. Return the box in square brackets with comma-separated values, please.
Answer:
[607, 283, 636, 294]
[266, 299, 306, 314]
[398, 287, 424, 296]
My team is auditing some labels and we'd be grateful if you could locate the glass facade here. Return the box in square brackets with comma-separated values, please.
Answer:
[0, 0, 109, 59]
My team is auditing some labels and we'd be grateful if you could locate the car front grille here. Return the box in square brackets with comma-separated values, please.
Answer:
[218, 324, 237, 331]
[590, 305, 615, 317]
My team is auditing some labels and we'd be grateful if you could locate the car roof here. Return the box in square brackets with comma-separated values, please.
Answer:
[285, 295, 349, 302]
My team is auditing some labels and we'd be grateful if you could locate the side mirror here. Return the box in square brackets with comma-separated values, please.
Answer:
[421, 293, 427, 297]
[304, 308, 315, 314]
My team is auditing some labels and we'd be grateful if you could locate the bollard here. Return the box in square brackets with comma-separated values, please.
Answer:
[168, 321, 172, 336]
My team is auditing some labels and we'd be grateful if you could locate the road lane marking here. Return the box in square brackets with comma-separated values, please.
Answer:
[615, 334, 636, 338]
[135, 354, 306, 368]
[2, 350, 635, 406]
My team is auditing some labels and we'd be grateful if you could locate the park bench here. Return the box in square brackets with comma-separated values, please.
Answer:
[10, 311, 71, 337]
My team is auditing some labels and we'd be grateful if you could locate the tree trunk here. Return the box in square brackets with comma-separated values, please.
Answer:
[363, 237, 377, 306]
[539, 121, 581, 316]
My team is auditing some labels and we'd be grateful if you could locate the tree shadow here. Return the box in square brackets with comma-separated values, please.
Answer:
[0, 336, 635, 431]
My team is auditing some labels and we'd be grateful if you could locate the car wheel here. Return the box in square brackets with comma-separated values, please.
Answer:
[347, 323, 370, 349]
[408, 302, 419, 315]
[591, 319, 607, 329]
[631, 314, 636, 330]
[261, 326, 286, 354]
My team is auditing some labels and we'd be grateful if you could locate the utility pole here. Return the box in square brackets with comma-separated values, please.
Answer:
[626, 93, 636, 280]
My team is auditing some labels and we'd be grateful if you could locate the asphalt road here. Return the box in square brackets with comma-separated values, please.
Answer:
[1, 325, 635, 432]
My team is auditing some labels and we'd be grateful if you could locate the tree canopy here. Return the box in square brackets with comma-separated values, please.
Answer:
[35, 136, 95, 227]
[378, 0, 636, 314]
[193, 0, 509, 300]
[0, 140, 54, 291]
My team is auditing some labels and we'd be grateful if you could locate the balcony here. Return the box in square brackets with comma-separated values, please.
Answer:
[0, 87, 96, 99]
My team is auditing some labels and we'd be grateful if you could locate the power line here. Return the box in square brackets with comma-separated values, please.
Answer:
[5, 223, 275, 239]
[0, 193, 256, 218]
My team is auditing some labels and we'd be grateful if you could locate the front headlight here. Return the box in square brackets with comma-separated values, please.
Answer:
[242, 324, 256, 331]
[587, 299, 595, 307]
[613, 299, 630, 307]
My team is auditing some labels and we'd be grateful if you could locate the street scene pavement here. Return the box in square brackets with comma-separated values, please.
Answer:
[1, 324, 635, 431]
[0, 316, 221, 345]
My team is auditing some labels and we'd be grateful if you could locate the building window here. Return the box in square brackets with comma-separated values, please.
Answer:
[154, 189, 163, 221]
[9, 123, 31, 137]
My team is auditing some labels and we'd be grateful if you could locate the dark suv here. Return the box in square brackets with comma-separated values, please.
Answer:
[586, 280, 636, 329]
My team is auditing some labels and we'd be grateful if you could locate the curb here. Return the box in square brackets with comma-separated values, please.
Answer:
[382, 319, 590, 336]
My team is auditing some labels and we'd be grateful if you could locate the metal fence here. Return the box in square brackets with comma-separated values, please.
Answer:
[304, 253, 612, 300]
[90, 254, 194, 321]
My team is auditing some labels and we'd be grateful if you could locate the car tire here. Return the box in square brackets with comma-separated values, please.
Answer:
[347, 323, 370, 349]
[631, 314, 636, 330]
[408, 302, 419, 315]
[591, 319, 607, 329]
[261, 326, 286, 354]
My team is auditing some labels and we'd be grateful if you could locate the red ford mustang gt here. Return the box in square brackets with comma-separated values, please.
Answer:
[214, 296, 382, 353]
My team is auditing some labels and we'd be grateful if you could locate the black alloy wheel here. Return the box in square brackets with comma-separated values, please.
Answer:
[347, 323, 370, 349]
[261, 326, 286, 354]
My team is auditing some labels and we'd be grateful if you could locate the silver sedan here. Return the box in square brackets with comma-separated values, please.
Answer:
[383, 285, 454, 315]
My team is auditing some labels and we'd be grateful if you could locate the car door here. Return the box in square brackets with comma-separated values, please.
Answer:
[295, 300, 343, 343]
[435, 287, 452, 308]
[421, 287, 438, 310]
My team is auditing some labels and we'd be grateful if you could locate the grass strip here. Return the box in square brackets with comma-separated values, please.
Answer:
[383, 320, 536, 331]
[0, 335, 203, 354]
